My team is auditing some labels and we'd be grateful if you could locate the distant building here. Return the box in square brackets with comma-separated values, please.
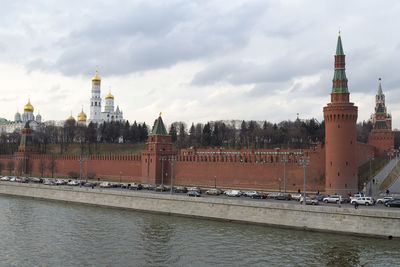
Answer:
[0, 99, 43, 133]
[88, 69, 123, 124]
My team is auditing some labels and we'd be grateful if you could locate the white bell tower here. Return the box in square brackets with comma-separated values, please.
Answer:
[89, 67, 103, 124]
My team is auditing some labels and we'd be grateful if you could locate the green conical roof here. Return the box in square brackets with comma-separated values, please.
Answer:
[150, 114, 168, 135]
[377, 78, 383, 96]
[336, 34, 344, 55]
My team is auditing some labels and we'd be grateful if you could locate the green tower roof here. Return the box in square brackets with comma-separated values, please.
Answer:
[150, 114, 168, 136]
[336, 34, 344, 55]
[377, 78, 383, 96]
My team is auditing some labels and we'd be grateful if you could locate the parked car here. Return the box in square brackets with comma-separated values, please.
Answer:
[55, 179, 68, 185]
[120, 183, 130, 189]
[275, 193, 292, 200]
[351, 197, 375, 206]
[155, 185, 168, 192]
[225, 190, 242, 197]
[145, 184, 157, 190]
[0, 176, 10, 181]
[130, 183, 143, 190]
[291, 193, 302, 201]
[99, 182, 112, 188]
[9, 177, 17, 182]
[44, 179, 56, 186]
[323, 195, 341, 203]
[68, 180, 80, 186]
[300, 197, 319, 205]
[30, 177, 43, 183]
[267, 192, 280, 199]
[174, 186, 188, 193]
[377, 196, 393, 204]
[312, 194, 328, 201]
[83, 182, 96, 187]
[187, 190, 201, 197]
[250, 192, 267, 199]
[205, 188, 222, 195]
[385, 199, 400, 208]
[350, 193, 365, 202]
[341, 195, 351, 203]
[187, 187, 201, 193]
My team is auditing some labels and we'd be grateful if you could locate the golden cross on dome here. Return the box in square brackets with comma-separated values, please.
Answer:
[159, 112, 162, 117]
[338, 29, 341, 36]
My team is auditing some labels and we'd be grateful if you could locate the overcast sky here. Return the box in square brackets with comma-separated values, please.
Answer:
[1, 0, 400, 129]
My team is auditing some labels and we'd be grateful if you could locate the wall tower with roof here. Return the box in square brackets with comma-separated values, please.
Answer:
[368, 78, 394, 156]
[141, 113, 176, 184]
[323, 33, 358, 195]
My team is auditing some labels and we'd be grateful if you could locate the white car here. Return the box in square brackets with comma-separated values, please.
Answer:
[67, 180, 79, 186]
[376, 196, 393, 204]
[323, 195, 341, 203]
[291, 194, 303, 201]
[300, 197, 319, 205]
[99, 182, 112, 188]
[0, 176, 10, 181]
[225, 190, 242, 197]
[351, 197, 375, 206]
[9, 177, 17, 182]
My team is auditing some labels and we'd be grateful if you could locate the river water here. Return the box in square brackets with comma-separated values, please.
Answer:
[0, 195, 398, 266]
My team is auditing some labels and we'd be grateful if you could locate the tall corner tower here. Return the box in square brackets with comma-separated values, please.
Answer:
[141, 113, 176, 185]
[368, 78, 394, 155]
[89, 68, 103, 124]
[323, 33, 358, 195]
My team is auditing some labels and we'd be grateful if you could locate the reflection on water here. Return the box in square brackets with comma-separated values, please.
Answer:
[0, 195, 399, 266]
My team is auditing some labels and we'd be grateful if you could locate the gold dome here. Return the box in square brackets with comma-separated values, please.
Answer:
[24, 99, 34, 113]
[105, 91, 114, 99]
[77, 108, 87, 122]
[92, 71, 101, 81]
[66, 113, 75, 121]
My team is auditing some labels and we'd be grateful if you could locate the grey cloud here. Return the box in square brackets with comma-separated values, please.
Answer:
[27, 1, 268, 76]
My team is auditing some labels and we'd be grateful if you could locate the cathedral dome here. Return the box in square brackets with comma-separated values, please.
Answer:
[92, 68, 101, 86]
[105, 92, 114, 99]
[77, 108, 87, 122]
[14, 111, 21, 122]
[24, 99, 34, 113]
[66, 114, 75, 121]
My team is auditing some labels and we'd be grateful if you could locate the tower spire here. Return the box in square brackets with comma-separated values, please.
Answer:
[377, 78, 383, 96]
[332, 33, 348, 94]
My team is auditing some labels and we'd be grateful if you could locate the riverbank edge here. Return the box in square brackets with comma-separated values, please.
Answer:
[1, 182, 399, 239]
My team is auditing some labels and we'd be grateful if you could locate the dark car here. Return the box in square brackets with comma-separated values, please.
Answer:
[385, 199, 400, 208]
[155, 185, 168, 192]
[83, 182, 96, 187]
[175, 186, 188, 193]
[313, 194, 328, 201]
[187, 191, 201, 197]
[130, 183, 143, 190]
[251, 192, 267, 199]
[275, 193, 292, 200]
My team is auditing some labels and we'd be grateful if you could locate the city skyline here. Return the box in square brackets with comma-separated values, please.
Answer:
[1, 1, 400, 128]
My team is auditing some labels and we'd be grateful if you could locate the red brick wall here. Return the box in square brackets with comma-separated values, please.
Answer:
[169, 146, 326, 192]
[0, 154, 142, 181]
[356, 142, 375, 166]
[368, 130, 394, 156]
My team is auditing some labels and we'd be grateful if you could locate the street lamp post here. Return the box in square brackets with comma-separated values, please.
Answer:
[14, 155, 16, 177]
[281, 154, 288, 193]
[299, 156, 309, 206]
[160, 156, 166, 186]
[214, 176, 216, 189]
[368, 156, 374, 196]
[169, 156, 175, 195]
[120, 171, 122, 191]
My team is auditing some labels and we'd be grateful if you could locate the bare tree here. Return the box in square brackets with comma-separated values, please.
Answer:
[38, 157, 47, 177]
[47, 154, 57, 178]
[7, 160, 14, 175]
[0, 161, 3, 175]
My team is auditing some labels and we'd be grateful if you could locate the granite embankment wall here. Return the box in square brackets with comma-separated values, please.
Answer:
[1, 182, 399, 238]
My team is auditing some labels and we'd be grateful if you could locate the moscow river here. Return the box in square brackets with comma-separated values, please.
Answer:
[0, 195, 399, 266]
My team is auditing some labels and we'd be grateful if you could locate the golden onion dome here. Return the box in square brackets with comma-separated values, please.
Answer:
[77, 108, 87, 122]
[105, 91, 114, 99]
[66, 113, 75, 121]
[24, 99, 34, 113]
[92, 66, 101, 83]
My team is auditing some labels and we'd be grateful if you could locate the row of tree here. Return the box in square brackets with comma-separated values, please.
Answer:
[0, 156, 57, 177]
[0, 118, 390, 155]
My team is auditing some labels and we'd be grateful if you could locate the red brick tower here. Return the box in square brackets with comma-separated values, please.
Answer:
[141, 113, 176, 184]
[368, 78, 394, 156]
[323, 33, 358, 195]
